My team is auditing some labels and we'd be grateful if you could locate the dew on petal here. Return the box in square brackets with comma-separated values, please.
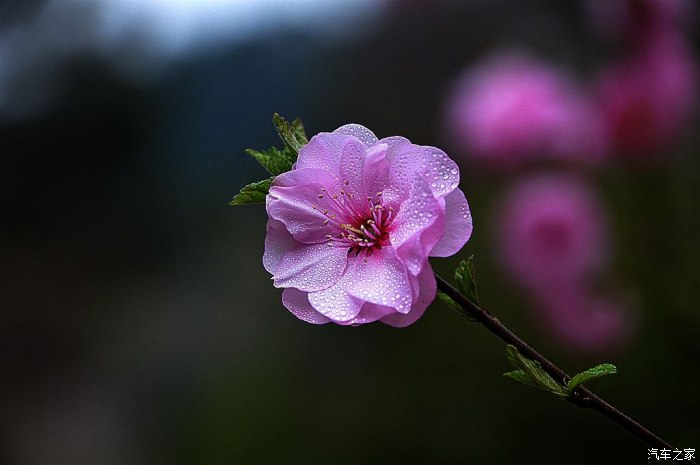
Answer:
[265, 124, 471, 326]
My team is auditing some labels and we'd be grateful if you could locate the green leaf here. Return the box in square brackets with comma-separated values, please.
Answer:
[504, 345, 568, 398]
[437, 290, 478, 322]
[503, 370, 541, 389]
[274, 113, 303, 154]
[231, 114, 307, 207]
[229, 177, 273, 206]
[454, 255, 480, 306]
[437, 290, 461, 313]
[245, 146, 296, 176]
[567, 364, 617, 392]
[291, 117, 308, 145]
[245, 113, 306, 176]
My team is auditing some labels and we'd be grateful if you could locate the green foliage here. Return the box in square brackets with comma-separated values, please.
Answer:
[454, 255, 480, 307]
[567, 364, 617, 393]
[273, 113, 306, 154]
[291, 117, 309, 146]
[246, 114, 307, 176]
[503, 370, 541, 390]
[504, 345, 618, 400]
[229, 178, 274, 206]
[231, 114, 308, 206]
[245, 147, 296, 176]
[504, 345, 568, 398]
[436, 290, 461, 314]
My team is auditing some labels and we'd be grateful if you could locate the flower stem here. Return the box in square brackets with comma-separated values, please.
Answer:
[435, 273, 694, 460]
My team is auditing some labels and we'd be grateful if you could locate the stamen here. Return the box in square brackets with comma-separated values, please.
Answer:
[319, 191, 392, 258]
[341, 224, 365, 236]
[375, 206, 383, 225]
[360, 224, 377, 240]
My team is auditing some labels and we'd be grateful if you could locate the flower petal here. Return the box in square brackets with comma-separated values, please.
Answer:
[362, 143, 390, 199]
[430, 188, 473, 257]
[265, 221, 347, 292]
[390, 176, 445, 275]
[333, 124, 378, 146]
[282, 288, 331, 324]
[386, 144, 460, 201]
[380, 265, 436, 327]
[343, 248, 413, 314]
[267, 168, 341, 244]
[295, 132, 356, 174]
[379, 136, 413, 156]
[305, 246, 414, 322]
[307, 280, 364, 323]
[347, 303, 397, 325]
[338, 137, 367, 200]
[263, 218, 298, 275]
[373, 136, 413, 205]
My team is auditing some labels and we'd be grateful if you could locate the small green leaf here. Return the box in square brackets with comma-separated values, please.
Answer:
[504, 345, 568, 397]
[231, 114, 307, 207]
[503, 370, 540, 389]
[291, 117, 308, 145]
[437, 290, 461, 313]
[246, 113, 306, 175]
[455, 255, 480, 306]
[246, 147, 296, 176]
[567, 363, 617, 392]
[229, 177, 273, 205]
[274, 113, 302, 154]
[437, 290, 478, 322]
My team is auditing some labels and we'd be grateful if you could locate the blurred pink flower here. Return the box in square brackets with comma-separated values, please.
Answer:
[496, 174, 609, 294]
[444, 52, 607, 169]
[596, 29, 697, 159]
[496, 174, 634, 352]
[535, 283, 635, 354]
[264, 124, 472, 327]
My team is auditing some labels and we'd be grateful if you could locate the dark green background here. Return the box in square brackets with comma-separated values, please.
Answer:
[1, 1, 698, 463]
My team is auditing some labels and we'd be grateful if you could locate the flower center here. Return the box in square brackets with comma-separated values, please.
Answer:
[315, 186, 394, 257]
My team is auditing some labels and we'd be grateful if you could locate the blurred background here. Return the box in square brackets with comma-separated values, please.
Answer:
[1, 0, 699, 463]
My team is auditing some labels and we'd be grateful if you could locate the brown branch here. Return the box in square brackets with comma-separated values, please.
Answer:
[435, 273, 694, 462]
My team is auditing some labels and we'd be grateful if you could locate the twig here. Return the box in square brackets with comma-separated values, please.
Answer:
[435, 273, 695, 462]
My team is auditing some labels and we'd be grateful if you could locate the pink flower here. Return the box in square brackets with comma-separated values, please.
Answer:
[263, 124, 472, 327]
[495, 174, 634, 352]
[535, 282, 635, 354]
[596, 28, 697, 159]
[444, 52, 607, 169]
[496, 174, 609, 294]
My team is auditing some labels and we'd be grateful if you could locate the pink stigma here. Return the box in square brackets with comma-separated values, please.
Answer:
[318, 188, 394, 257]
